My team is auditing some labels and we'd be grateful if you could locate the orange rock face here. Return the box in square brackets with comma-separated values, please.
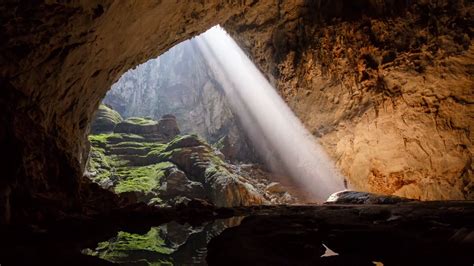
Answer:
[225, 0, 473, 200]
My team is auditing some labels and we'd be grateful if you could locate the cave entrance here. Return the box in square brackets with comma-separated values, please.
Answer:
[86, 26, 344, 210]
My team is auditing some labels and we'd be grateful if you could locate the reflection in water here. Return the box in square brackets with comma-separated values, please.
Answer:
[83, 217, 244, 265]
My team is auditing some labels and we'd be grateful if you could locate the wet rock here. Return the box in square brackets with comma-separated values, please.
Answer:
[165, 134, 204, 151]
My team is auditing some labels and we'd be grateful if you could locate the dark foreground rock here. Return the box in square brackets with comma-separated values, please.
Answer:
[0, 201, 472, 265]
[207, 201, 474, 266]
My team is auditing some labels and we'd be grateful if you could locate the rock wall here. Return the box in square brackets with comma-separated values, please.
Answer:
[224, 0, 473, 200]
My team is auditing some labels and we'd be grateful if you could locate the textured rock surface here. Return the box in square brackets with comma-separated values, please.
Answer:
[207, 201, 474, 266]
[90, 104, 122, 134]
[113, 116, 179, 141]
[88, 113, 267, 207]
[0, 0, 472, 224]
[225, 0, 474, 200]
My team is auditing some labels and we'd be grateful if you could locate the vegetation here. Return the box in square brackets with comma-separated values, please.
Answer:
[87, 126, 231, 206]
[84, 227, 174, 265]
[90, 105, 123, 134]
[114, 162, 173, 194]
[98, 104, 123, 124]
[125, 117, 158, 126]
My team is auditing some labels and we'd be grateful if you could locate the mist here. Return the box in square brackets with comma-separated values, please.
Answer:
[195, 26, 345, 200]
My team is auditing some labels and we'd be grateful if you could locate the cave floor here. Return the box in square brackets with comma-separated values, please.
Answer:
[0, 201, 473, 265]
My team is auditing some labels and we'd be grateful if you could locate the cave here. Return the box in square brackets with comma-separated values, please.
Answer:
[0, 1, 473, 265]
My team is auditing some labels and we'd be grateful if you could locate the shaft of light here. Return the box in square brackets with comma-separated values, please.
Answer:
[194, 26, 345, 201]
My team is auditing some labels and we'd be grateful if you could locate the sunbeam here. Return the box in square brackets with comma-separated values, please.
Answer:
[195, 26, 345, 200]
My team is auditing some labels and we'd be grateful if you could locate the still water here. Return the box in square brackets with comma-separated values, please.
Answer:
[83, 217, 244, 265]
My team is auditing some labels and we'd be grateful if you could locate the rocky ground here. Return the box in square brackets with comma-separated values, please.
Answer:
[87, 104, 301, 207]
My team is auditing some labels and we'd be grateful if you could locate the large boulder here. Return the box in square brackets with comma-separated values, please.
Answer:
[158, 166, 205, 200]
[162, 134, 267, 207]
[90, 104, 123, 134]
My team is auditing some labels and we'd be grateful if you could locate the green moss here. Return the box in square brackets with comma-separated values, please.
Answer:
[98, 104, 122, 124]
[89, 133, 135, 146]
[110, 146, 151, 156]
[165, 134, 205, 151]
[114, 162, 174, 194]
[125, 117, 158, 126]
[88, 134, 111, 148]
[87, 146, 112, 180]
[90, 104, 123, 134]
[145, 144, 169, 159]
[112, 141, 146, 148]
[87, 227, 174, 264]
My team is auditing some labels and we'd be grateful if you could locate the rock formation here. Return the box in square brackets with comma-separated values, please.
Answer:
[87, 105, 297, 207]
[90, 104, 122, 134]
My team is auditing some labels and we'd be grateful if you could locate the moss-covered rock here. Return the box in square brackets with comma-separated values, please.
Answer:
[114, 162, 174, 202]
[162, 134, 266, 207]
[113, 115, 180, 141]
[87, 117, 266, 207]
[90, 104, 123, 134]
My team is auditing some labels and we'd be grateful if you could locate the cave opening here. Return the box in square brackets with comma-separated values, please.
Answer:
[86, 25, 344, 212]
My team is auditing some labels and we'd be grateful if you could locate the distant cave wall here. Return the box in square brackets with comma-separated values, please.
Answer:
[224, 0, 474, 200]
[102, 38, 260, 163]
